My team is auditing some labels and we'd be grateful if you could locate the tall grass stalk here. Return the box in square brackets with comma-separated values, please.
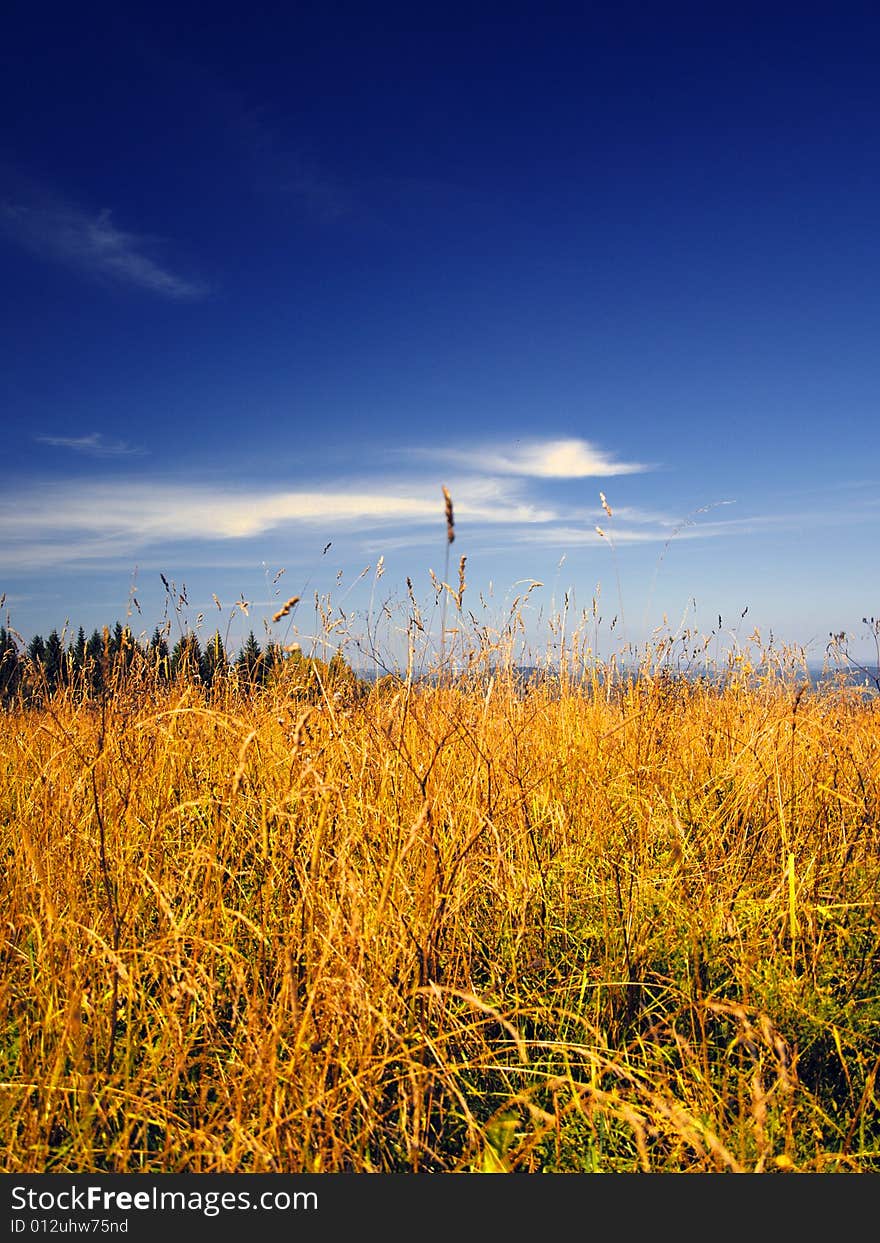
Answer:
[1, 597, 879, 1173]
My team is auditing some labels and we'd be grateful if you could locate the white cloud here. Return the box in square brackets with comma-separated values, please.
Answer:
[4, 470, 858, 578]
[496, 509, 831, 548]
[37, 432, 146, 458]
[0, 473, 756, 583]
[490, 524, 683, 548]
[431, 437, 649, 478]
[0, 478, 559, 571]
[0, 198, 205, 299]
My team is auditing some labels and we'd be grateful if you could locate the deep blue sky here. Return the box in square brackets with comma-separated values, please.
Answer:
[2, 2, 879, 669]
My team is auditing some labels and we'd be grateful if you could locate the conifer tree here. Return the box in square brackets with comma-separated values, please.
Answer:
[148, 628, 170, 681]
[115, 625, 138, 677]
[110, 622, 125, 659]
[263, 641, 284, 682]
[0, 627, 20, 703]
[171, 633, 202, 681]
[85, 630, 104, 694]
[44, 629, 65, 692]
[237, 631, 262, 684]
[71, 627, 86, 676]
[201, 631, 227, 687]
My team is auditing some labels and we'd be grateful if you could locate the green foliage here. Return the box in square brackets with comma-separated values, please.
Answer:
[200, 631, 228, 686]
[4, 620, 369, 707]
[170, 633, 202, 681]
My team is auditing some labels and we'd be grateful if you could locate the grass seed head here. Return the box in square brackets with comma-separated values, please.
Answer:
[272, 596, 300, 623]
[442, 486, 455, 543]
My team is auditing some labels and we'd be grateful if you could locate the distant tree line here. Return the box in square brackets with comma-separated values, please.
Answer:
[0, 622, 360, 706]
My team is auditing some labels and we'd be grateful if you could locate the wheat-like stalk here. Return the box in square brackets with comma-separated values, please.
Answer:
[272, 596, 300, 623]
[442, 485, 455, 544]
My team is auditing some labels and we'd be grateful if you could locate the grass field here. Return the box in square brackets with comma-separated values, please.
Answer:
[2, 601, 879, 1174]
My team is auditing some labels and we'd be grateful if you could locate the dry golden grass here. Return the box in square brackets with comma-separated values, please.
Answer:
[1, 620, 879, 1173]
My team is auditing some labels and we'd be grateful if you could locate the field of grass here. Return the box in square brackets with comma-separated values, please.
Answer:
[2, 611, 879, 1174]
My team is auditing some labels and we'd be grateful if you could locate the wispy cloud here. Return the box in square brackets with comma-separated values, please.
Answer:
[0, 476, 557, 571]
[36, 432, 147, 458]
[0, 194, 206, 299]
[0, 469, 806, 576]
[428, 438, 649, 478]
[499, 509, 840, 548]
[4, 451, 870, 578]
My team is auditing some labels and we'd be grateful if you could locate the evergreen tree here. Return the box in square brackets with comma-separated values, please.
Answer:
[237, 631, 262, 684]
[148, 628, 170, 681]
[171, 633, 202, 681]
[71, 627, 86, 677]
[201, 631, 227, 687]
[27, 634, 46, 668]
[44, 629, 65, 692]
[0, 627, 20, 703]
[25, 634, 46, 700]
[115, 624, 138, 677]
[110, 622, 125, 659]
[263, 641, 284, 681]
[85, 629, 105, 694]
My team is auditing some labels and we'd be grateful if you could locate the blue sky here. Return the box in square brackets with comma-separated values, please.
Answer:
[2, 2, 879, 669]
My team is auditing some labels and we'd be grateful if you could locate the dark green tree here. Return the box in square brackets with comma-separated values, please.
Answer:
[263, 641, 284, 681]
[110, 622, 125, 659]
[85, 629, 105, 694]
[44, 629, 65, 692]
[0, 627, 20, 703]
[171, 633, 202, 681]
[111, 623, 140, 677]
[28, 634, 46, 666]
[201, 631, 228, 686]
[148, 628, 170, 681]
[237, 631, 262, 684]
[25, 634, 46, 701]
[71, 627, 87, 676]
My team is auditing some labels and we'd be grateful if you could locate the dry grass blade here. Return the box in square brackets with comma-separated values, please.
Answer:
[1, 578, 878, 1174]
[442, 485, 455, 544]
[272, 596, 301, 623]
